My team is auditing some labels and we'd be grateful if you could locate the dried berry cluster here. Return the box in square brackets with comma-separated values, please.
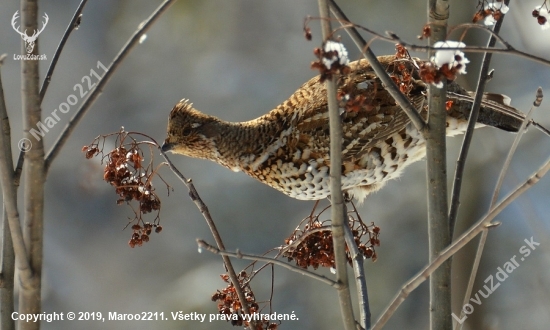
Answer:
[337, 90, 373, 113]
[390, 45, 415, 95]
[101, 147, 161, 212]
[336, 75, 379, 114]
[472, 0, 506, 23]
[419, 57, 466, 89]
[533, 9, 547, 25]
[83, 130, 168, 247]
[418, 62, 446, 88]
[283, 205, 380, 270]
[418, 24, 432, 40]
[212, 272, 278, 329]
[129, 222, 162, 248]
[533, 3, 549, 28]
[311, 40, 351, 83]
[334, 45, 415, 114]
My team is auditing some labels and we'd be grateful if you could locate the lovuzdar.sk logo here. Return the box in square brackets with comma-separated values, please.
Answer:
[12, 10, 48, 61]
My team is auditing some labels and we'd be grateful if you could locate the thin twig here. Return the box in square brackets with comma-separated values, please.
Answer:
[0, 56, 16, 330]
[453, 229, 487, 330]
[426, 1, 451, 329]
[449, 0, 508, 238]
[0, 208, 15, 330]
[343, 221, 370, 329]
[196, 239, 342, 288]
[44, 0, 177, 173]
[373, 156, 550, 329]
[402, 43, 550, 66]
[454, 86, 543, 330]
[328, 0, 427, 132]
[160, 151, 255, 329]
[318, 2, 356, 330]
[39, 0, 88, 101]
[491, 87, 542, 208]
[328, 3, 550, 131]
[324, 14, 550, 67]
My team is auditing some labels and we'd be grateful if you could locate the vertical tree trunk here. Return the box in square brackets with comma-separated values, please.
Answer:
[19, 1, 45, 329]
[427, 1, 452, 330]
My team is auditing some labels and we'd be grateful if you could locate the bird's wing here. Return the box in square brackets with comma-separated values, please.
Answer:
[286, 68, 425, 166]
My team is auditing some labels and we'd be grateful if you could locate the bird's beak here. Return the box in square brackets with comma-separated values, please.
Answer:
[161, 142, 174, 152]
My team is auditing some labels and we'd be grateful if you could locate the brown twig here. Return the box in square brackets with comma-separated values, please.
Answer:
[39, 0, 88, 101]
[450, 3, 511, 328]
[343, 220, 370, 329]
[372, 156, 550, 329]
[318, 1, 357, 330]
[323, 11, 550, 67]
[19, 0, 45, 328]
[449, 0, 509, 238]
[448, 1, 511, 329]
[328, 0, 427, 132]
[454, 86, 543, 330]
[426, 1, 451, 329]
[196, 239, 342, 288]
[160, 151, 255, 330]
[0, 55, 16, 330]
[44, 0, 177, 173]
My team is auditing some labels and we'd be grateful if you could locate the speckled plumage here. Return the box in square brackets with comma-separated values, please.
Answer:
[162, 55, 524, 202]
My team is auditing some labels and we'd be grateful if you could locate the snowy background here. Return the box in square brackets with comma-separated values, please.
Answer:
[0, 0, 549, 329]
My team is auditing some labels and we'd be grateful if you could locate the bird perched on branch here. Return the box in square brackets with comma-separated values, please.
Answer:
[162, 55, 536, 203]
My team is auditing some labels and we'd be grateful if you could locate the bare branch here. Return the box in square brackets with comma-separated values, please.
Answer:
[426, 1, 451, 329]
[328, 0, 427, 132]
[160, 151, 255, 329]
[44, 0, 177, 173]
[39, 0, 89, 101]
[196, 239, 342, 289]
[326, 12, 550, 67]
[318, 1, 356, 330]
[455, 86, 542, 330]
[0, 57, 16, 330]
[449, 0, 509, 239]
[373, 156, 550, 330]
[343, 221, 370, 329]
[19, 0, 45, 327]
[491, 87, 542, 208]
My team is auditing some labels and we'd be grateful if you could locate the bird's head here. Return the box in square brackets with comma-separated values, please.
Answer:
[161, 99, 220, 160]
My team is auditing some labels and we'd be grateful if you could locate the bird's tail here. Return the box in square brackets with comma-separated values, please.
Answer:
[446, 91, 550, 136]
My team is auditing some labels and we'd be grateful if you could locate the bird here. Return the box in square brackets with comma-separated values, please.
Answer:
[161, 55, 533, 203]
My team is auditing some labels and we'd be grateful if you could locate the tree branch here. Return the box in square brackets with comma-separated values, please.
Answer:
[373, 155, 550, 329]
[160, 151, 255, 330]
[449, 0, 509, 238]
[44, 0, 177, 173]
[426, 1, 451, 330]
[343, 222, 370, 329]
[196, 239, 342, 289]
[325, 14, 550, 67]
[19, 0, 45, 328]
[318, 1, 357, 330]
[39, 0, 88, 101]
[328, 0, 427, 132]
[454, 86, 542, 330]
[0, 55, 16, 330]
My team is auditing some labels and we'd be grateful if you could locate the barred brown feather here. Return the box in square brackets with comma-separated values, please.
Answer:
[162, 55, 524, 202]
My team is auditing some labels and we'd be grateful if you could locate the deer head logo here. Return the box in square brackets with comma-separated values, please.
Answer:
[12, 11, 49, 54]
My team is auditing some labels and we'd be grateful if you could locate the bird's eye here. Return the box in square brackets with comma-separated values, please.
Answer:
[182, 128, 192, 136]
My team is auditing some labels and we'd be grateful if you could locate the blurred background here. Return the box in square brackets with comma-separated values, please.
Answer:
[1, 0, 549, 329]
